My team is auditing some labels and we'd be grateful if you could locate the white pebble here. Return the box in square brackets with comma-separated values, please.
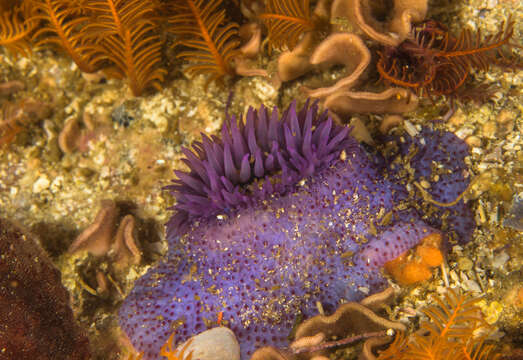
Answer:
[404, 120, 419, 137]
[50, 176, 64, 193]
[150, 114, 168, 132]
[358, 286, 370, 295]
[463, 279, 482, 293]
[449, 270, 459, 283]
[33, 175, 50, 193]
[492, 251, 510, 269]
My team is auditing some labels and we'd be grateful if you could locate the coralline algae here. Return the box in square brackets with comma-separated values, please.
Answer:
[119, 101, 473, 359]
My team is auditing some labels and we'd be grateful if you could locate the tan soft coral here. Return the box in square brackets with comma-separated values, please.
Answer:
[250, 288, 406, 360]
[68, 199, 141, 270]
[268, 0, 425, 117]
[331, 0, 428, 46]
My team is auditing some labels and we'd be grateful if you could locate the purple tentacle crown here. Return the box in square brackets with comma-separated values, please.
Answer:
[165, 100, 354, 237]
[120, 100, 474, 359]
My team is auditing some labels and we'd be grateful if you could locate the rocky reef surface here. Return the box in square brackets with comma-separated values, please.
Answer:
[0, 0, 521, 359]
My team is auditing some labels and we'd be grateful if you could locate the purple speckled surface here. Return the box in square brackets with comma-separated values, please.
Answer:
[119, 102, 474, 359]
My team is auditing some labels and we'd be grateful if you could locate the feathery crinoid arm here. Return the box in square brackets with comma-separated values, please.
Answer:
[30, 0, 104, 73]
[86, 0, 166, 96]
[436, 16, 520, 71]
[86, 0, 157, 35]
[168, 0, 240, 87]
[259, 0, 315, 53]
[377, 17, 521, 100]
[376, 289, 501, 360]
[101, 21, 165, 96]
[0, 3, 35, 58]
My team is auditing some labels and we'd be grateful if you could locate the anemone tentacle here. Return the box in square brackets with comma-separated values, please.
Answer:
[165, 100, 356, 236]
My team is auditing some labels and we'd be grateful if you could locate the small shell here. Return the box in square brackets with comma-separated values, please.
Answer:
[175, 327, 240, 360]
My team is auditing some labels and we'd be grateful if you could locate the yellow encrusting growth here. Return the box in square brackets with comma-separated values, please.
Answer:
[384, 233, 443, 285]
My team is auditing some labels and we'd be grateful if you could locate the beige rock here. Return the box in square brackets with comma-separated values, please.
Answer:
[32, 175, 50, 193]
[379, 114, 403, 134]
[449, 109, 466, 126]
[481, 121, 497, 138]
[496, 109, 514, 124]
[495, 109, 515, 136]
[348, 116, 374, 145]
[176, 327, 240, 360]
[465, 135, 481, 147]
[457, 257, 473, 271]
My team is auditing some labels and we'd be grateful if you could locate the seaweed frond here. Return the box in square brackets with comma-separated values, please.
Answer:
[258, 0, 315, 53]
[86, 0, 166, 96]
[377, 289, 501, 360]
[0, 3, 34, 57]
[167, 0, 240, 86]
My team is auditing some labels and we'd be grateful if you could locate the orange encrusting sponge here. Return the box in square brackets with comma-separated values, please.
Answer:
[384, 233, 443, 285]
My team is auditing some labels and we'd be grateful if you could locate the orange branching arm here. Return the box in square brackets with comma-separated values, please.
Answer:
[168, 0, 239, 86]
[86, 0, 165, 96]
[259, 0, 315, 52]
[0, 4, 35, 57]
[31, 0, 103, 73]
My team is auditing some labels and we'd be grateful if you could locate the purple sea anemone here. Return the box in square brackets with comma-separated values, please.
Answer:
[120, 100, 474, 359]
[165, 100, 354, 236]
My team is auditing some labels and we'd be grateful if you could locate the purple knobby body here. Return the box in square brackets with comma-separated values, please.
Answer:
[119, 101, 473, 359]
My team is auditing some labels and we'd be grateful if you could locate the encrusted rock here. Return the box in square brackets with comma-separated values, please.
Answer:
[0, 218, 91, 360]
[504, 193, 523, 231]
